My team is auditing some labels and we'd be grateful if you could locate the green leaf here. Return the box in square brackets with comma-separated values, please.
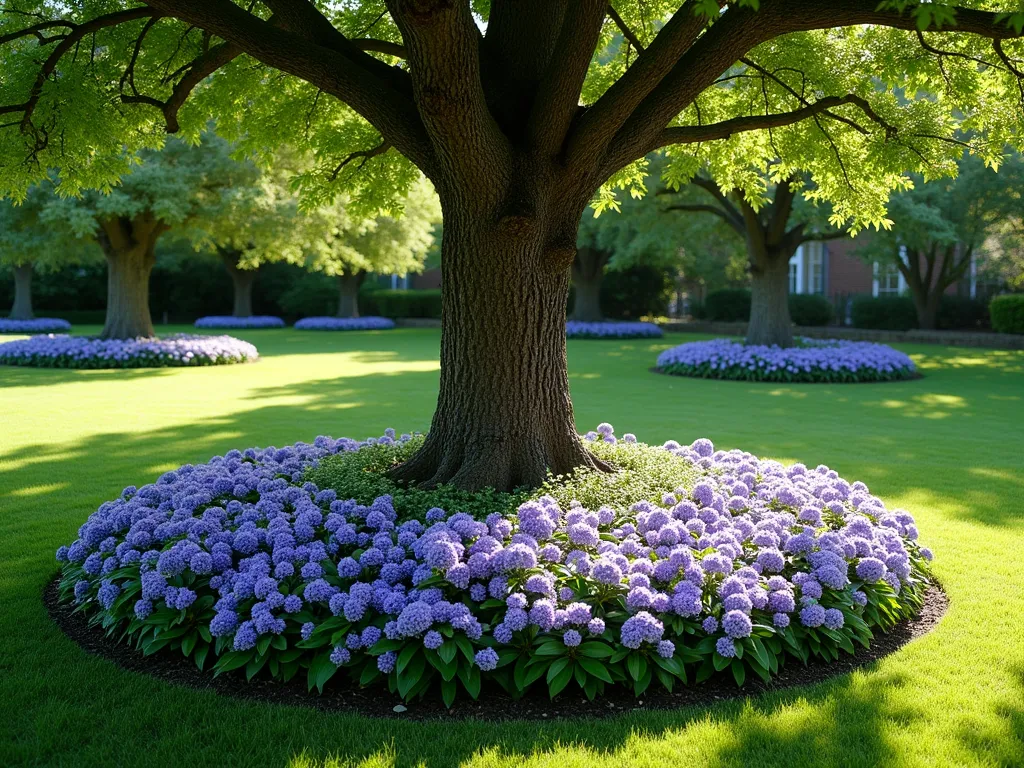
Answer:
[441, 677, 457, 709]
[731, 660, 746, 687]
[577, 656, 613, 683]
[397, 643, 419, 674]
[397, 652, 426, 699]
[578, 642, 613, 659]
[546, 657, 570, 684]
[548, 664, 573, 698]
[626, 653, 647, 682]
[193, 644, 209, 671]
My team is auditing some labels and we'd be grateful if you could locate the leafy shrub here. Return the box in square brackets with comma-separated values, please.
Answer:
[277, 273, 340, 318]
[788, 294, 833, 327]
[656, 338, 917, 383]
[57, 426, 932, 705]
[989, 294, 1024, 334]
[703, 289, 751, 322]
[937, 296, 989, 330]
[372, 289, 443, 319]
[600, 266, 674, 320]
[850, 296, 917, 331]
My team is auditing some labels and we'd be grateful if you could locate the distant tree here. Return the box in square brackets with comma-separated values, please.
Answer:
[188, 154, 306, 318]
[0, 183, 100, 320]
[662, 173, 847, 346]
[41, 136, 256, 338]
[306, 178, 440, 318]
[857, 154, 1024, 329]
[574, 170, 744, 321]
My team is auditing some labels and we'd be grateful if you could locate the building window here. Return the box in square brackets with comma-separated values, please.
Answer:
[789, 262, 799, 294]
[807, 242, 825, 294]
[877, 264, 901, 295]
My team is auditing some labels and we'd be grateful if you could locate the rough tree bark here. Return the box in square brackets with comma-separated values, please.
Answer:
[337, 271, 366, 318]
[97, 215, 164, 339]
[900, 245, 972, 331]
[747, 252, 794, 347]
[388, 191, 610, 491]
[10, 263, 34, 320]
[570, 248, 609, 322]
[218, 249, 256, 318]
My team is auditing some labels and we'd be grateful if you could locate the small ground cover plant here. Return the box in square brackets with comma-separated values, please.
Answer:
[56, 425, 932, 706]
[656, 338, 917, 383]
[566, 321, 663, 339]
[0, 334, 258, 368]
[0, 317, 72, 334]
[195, 316, 285, 329]
[294, 317, 396, 331]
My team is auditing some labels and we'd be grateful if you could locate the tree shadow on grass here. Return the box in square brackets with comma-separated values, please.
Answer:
[279, 669, 924, 768]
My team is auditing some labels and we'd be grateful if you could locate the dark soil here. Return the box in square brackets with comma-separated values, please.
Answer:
[649, 367, 925, 385]
[45, 577, 947, 722]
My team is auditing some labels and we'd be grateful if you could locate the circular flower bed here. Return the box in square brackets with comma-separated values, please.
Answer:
[56, 424, 932, 706]
[656, 338, 917, 383]
[566, 321, 664, 339]
[0, 334, 258, 369]
[195, 316, 285, 329]
[0, 317, 72, 334]
[294, 317, 396, 331]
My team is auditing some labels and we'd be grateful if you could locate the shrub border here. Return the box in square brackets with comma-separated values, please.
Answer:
[44, 576, 945, 720]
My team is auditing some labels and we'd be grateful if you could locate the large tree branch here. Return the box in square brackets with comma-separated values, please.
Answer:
[607, 5, 644, 52]
[650, 95, 892, 151]
[122, 40, 241, 132]
[598, 0, 1024, 179]
[663, 203, 743, 230]
[565, 0, 710, 171]
[689, 176, 745, 233]
[351, 38, 406, 58]
[141, 0, 434, 172]
[386, 0, 508, 194]
[526, 0, 606, 157]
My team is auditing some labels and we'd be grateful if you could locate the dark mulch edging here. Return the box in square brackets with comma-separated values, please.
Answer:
[44, 577, 947, 721]
[649, 367, 925, 385]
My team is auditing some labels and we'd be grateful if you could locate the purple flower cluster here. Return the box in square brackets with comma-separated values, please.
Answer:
[566, 321, 664, 339]
[0, 333, 258, 369]
[656, 338, 917, 383]
[294, 317, 396, 331]
[0, 318, 72, 334]
[195, 316, 285, 329]
[57, 423, 931, 697]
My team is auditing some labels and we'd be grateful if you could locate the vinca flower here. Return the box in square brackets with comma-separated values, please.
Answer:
[195, 316, 285, 329]
[566, 321, 663, 339]
[0, 318, 71, 334]
[0, 333, 258, 369]
[293, 317, 395, 331]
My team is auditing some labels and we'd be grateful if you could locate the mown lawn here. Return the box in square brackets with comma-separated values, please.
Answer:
[1, 326, 1022, 768]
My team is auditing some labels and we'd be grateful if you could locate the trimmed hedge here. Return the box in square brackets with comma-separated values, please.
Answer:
[990, 294, 1024, 334]
[372, 289, 443, 320]
[850, 296, 918, 331]
[703, 289, 751, 322]
[788, 294, 833, 327]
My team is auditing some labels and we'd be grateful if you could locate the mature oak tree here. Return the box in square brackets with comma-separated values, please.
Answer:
[2, 1, 1024, 488]
[663, 173, 847, 346]
[305, 177, 440, 318]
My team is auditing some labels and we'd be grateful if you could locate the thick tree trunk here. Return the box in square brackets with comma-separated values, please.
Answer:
[10, 263, 34, 320]
[219, 250, 255, 318]
[101, 243, 156, 339]
[912, 290, 940, 330]
[570, 248, 607, 322]
[337, 272, 366, 318]
[389, 204, 608, 491]
[746, 252, 794, 347]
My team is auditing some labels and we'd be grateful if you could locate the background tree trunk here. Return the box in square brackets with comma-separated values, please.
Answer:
[218, 250, 255, 318]
[389, 200, 608, 491]
[337, 272, 366, 318]
[10, 263, 34, 320]
[570, 248, 608, 322]
[912, 290, 941, 330]
[746, 252, 794, 347]
[101, 243, 156, 339]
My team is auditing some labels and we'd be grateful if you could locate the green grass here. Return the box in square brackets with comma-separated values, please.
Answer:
[1, 325, 1022, 768]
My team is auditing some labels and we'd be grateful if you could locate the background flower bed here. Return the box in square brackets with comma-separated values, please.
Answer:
[195, 316, 285, 330]
[57, 425, 931, 706]
[294, 317, 396, 331]
[566, 321, 664, 339]
[0, 334, 258, 369]
[0, 317, 72, 334]
[656, 338, 917, 383]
